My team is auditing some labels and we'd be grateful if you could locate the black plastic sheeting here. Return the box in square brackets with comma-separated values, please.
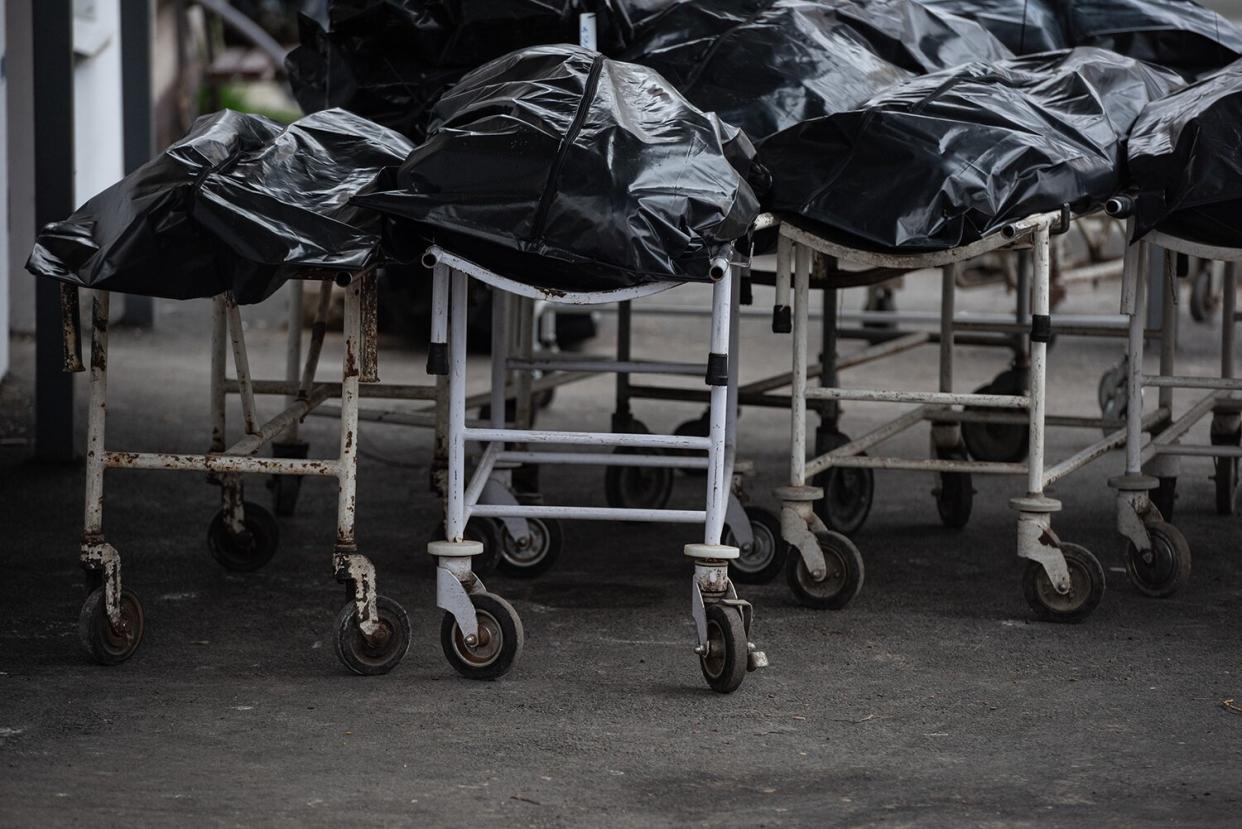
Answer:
[1126, 59, 1242, 247]
[1067, 0, 1242, 77]
[616, 0, 1010, 141]
[356, 45, 761, 292]
[916, 0, 1242, 77]
[286, 1, 580, 140]
[914, 0, 1066, 53]
[27, 108, 413, 304]
[758, 47, 1182, 252]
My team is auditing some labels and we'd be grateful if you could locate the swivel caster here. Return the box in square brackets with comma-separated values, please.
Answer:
[1125, 520, 1191, 599]
[724, 506, 789, 584]
[673, 415, 710, 478]
[1098, 359, 1128, 429]
[496, 516, 563, 578]
[1022, 543, 1105, 623]
[1152, 476, 1177, 522]
[1190, 264, 1219, 323]
[698, 603, 748, 694]
[963, 367, 1029, 462]
[785, 529, 865, 610]
[79, 586, 144, 665]
[812, 432, 873, 536]
[1212, 430, 1240, 515]
[604, 420, 673, 510]
[441, 592, 524, 680]
[206, 501, 279, 572]
[933, 449, 974, 529]
[334, 595, 411, 676]
[268, 441, 309, 517]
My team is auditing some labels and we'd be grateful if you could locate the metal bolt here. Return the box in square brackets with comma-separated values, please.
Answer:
[693, 644, 707, 656]
[464, 633, 479, 647]
[811, 568, 826, 580]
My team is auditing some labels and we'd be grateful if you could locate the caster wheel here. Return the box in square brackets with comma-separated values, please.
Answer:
[1190, 265, 1217, 323]
[785, 530, 865, 610]
[440, 592, 524, 680]
[461, 519, 502, 577]
[933, 450, 973, 529]
[725, 506, 790, 584]
[496, 516, 563, 578]
[207, 501, 279, 572]
[604, 418, 673, 510]
[1098, 359, 1129, 429]
[862, 286, 897, 330]
[1152, 476, 1177, 522]
[673, 415, 710, 478]
[812, 467, 874, 537]
[268, 441, 309, 517]
[1125, 520, 1191, 598]
[78, 586, 144, 665]
[699, 603, 748, 694]
[963, 368, 1029, 462]
[1022, 543, 1105, 623]
[1215, 456, 1238, 515]
[335, 595, 411, 676]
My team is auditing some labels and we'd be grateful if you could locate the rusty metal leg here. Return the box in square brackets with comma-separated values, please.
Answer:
[333, 277, 382, 640]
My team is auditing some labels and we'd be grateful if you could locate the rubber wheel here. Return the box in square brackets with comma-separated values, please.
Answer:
[207, 501, 279, 572]
[812, 466, 874, 537]
[934, 450, 974, 529]
[440, 592, 524, 681]
[1098, 360, 1128, 429]
[78, 586, 144, 665]
[1125, 520, 1191, 599]
[725, 506, 790, 584]
[496, 516, 563, 578]
[1215, 456, 1238, 516]
[1190, 266, 1216, 323]
[604, 452, 674, 510]
[1022, 542, 1105, 623]
[963, 368, 1030, 463]
[785, 529, 865, 610]
[334, 594, 411, 676]
[1152, 477, 1177, 522]
[673, 416, 710, 478]
[699, 603, 748, 694]
[462, 519, 501, 577]
[268, 441, 309, 517]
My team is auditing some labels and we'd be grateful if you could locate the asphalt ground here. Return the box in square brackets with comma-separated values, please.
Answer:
[1, 269, 1239, 827]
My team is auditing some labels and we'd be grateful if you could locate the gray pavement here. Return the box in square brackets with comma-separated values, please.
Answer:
[1, 273, 1240, 827]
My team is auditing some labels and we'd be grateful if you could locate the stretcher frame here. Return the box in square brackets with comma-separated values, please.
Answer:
[774, 210, 1137, 621]
[1109, 227, 1241, 596]
[61, 273, 415, 672]
[421, 245, 767, 692]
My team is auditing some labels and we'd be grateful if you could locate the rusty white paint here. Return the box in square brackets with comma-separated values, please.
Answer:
[224, 294, 259, 435]
[281, 280, 303, 445]
[805, 387, 1032, 409]
[1026, 222, 1051, 497]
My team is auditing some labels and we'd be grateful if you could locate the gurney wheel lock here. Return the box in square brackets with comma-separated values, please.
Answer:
[698, 603, 748, 694]
[785, 529, 864, 611]
[725, 506, 789, 584]
[1190, 265, 1219, 323]
[335, 595, 410, 676]
[1151, 477, 1177, 522]
[1214, 454, 1239, 516]
[79, 586, 144, 666]
[496, 516, 562, 578]
[207, 501, 279, 572]
[673, 415, 711, 478]
[933, 451, 974, 530]
[1022, 543, 1104, 624]
[1124, 520, 1190, 600]
[962, 369, 1029, 463]
[441, 592, 524, 681]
